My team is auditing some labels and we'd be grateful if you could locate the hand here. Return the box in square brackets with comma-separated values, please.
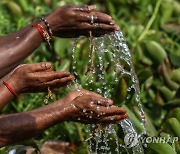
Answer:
[6, 62, 75, 94]
[46, 5, 120, 38]
[63, 89, 101, 103]
[62, 91, 128, 124]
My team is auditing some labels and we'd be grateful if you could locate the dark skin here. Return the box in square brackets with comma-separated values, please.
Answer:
[0, 5, 126, 147]
[0, 5, 119, 78]
[0, 90, 128, 147]
[0, 62, 75, 109]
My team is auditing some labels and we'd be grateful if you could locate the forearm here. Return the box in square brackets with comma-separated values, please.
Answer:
[0, 25, 32, 44]
[0, 99, 67, 147]
[0, 22, 45, 78]
[0, 84, 14, 109]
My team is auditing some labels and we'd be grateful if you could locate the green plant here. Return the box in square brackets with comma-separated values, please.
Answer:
[0, 0, 179, 153]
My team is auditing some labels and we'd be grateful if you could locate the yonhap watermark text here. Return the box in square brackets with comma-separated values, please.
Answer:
[124, 132, 179, 148]
[140, 136, 179, 144]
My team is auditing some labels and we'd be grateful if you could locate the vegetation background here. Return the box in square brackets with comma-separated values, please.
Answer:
[0, 0, 179, 153]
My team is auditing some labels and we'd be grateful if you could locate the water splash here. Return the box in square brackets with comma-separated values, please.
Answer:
[69, 31, 146, 153]
[94, 31, 146, 153]
[67, 38, 82, 91]
[120, 118, 144, 154]
[107, 31, 146, 131]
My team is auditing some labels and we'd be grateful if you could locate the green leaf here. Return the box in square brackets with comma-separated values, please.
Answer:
[54, 38, 70, 58]
[148, 143, 176, 154]
[145, 41, 167, 65]
[58, 59, 70, 71]
[160, 1, 174, 25]
[169, 52, 180, 67]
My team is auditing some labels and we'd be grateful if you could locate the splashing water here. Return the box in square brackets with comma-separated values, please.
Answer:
[69, 31, 146, 153]
[95, 31, 146, 130]
[120, 118, 144, 154]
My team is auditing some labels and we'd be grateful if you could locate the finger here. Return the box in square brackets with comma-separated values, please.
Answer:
[45, 68, 53, 72]
[79, 23, 119, 32]
[77, 12, 114, 25]
[71, 89, 102, 98]
[84, 12, 115, 25]
[57, 30, 111, 38]
[35, 71, 71, 82]
[82, 90, 102, 97]
[58, 75, 75, 83]
[98, 106, 127, 116]
[99, 113, 129, 124]
[73, 5, 95, 12]
[45, 75, 75, 87]
[60, 24, 116, 37]
[90, 12, 114, 24]
[27, 62, 52, 72]
[54, 27, 119, 38]
[96, 97, 113, 106]
[75, 91, 113, 106]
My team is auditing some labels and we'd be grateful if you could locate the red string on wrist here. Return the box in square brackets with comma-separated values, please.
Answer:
[3, 81, 20, 98]
[33, 24, 44, 38]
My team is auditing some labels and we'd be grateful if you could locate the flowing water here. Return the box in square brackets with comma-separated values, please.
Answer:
[68, 31, 146, 154]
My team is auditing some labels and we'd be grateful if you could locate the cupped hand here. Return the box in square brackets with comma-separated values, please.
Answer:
[46, 5, 120, 38]
[63, 89, 102, 103]
[62, 91, 128, 124]
[6, 62, 75, 94]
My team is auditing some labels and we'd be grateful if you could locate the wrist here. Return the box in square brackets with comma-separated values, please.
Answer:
[2, 79, 21, 99]
[40, 17, 53, 37]
[37, 21, 48, 34]
[45, 15, 54, 32]
[56, 98, 76, 122]
[6, 78, 21, 95]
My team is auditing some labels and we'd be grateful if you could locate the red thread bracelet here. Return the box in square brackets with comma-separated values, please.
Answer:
[33, 24, 44, 38]
[3, 81, 20, 98]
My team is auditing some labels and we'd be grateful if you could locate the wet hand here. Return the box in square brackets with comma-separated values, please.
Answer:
[6, 62, 75, 94]
[46, 5, 120, 38]
[62, 92, 128, 124]
[63, 89, 102, 103]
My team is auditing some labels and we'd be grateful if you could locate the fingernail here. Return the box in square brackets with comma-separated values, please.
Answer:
[65, 72, 71, 75]
[46, 62, 52, 69]
[110, 21, 115, 25]
[70, 75, 75, 80]
[114, 25, 120, 31]
[124, 113, 129, 118]
[108, 99, 113, 104]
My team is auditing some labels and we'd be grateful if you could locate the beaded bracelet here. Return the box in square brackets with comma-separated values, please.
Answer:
[33, 24, 51, 46]
[40, 17, 53, 37]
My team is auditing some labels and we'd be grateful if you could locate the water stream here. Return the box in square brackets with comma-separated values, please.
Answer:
[69, 31, 146, 153]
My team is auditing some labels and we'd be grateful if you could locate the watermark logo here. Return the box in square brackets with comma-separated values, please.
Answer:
[124, 132, 179, 148]
[124, 132, 139, 148]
